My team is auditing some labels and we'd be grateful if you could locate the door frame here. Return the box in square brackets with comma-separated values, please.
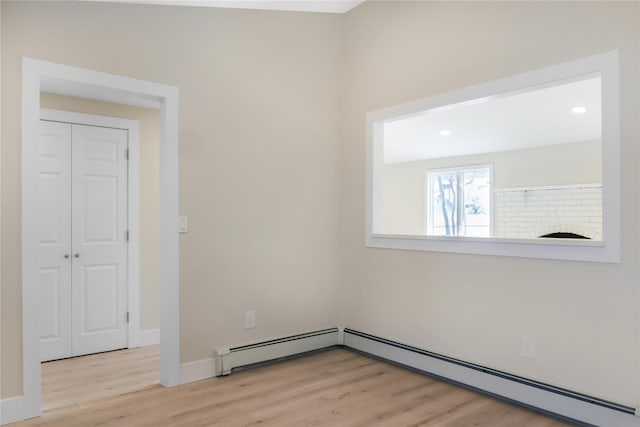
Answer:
[40, 108, 142, 351]
[22, 58, 180, 420]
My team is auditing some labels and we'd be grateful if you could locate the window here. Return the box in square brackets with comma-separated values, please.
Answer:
[365, 51, 620, 262]
[427, 165, 492, 237]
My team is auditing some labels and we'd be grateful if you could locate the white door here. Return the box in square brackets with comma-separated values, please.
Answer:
[38, 121, 73, 362]
[71, 124, 129, 357]
[39, 121, 129, 361]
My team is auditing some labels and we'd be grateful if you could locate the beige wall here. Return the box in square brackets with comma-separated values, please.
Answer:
[2, 0, 639, 412]
[1, 1, 343, 398]
[341, 1, 639, 407]
[383, 140, 602, 235]
[40, 93, 161, 332]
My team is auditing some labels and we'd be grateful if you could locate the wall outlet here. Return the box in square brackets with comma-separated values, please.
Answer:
[245, 310, 255, 329]
[521, 335, 535, 358]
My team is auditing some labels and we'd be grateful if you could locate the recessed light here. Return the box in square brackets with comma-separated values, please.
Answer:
[439, 130, 451, 136]
[571, 106, 587, 114]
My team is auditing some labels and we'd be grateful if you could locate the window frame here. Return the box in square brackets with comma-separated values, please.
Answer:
[425, 164, 493, 238]
[365, 51, 620, 263]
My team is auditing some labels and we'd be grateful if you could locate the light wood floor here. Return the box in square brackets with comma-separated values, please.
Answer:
[13, 347, 575, 426]
[41, 345, 159, 412]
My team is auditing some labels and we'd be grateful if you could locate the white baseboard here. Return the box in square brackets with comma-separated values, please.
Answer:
[1, 396, 25, 425]
[180, 358, 216, 385]
[343, 329, 639, 427]
[138, 329, 160, 347]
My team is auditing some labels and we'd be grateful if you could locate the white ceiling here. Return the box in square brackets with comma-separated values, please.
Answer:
[383, 76, 602, 164]
[89, 0, 365, 13]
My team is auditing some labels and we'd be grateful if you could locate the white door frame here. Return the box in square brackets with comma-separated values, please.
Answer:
[40, 108, 142, 351]
[22, 58, 180, 420]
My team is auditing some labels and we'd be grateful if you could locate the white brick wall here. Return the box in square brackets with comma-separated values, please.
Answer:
[494, 185, 602, 239]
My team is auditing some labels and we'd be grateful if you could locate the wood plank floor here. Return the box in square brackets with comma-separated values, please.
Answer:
[41, 345, 159, 412]
[13, 347, 575, 426]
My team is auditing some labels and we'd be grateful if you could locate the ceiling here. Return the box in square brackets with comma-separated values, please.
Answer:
[90, 0, 365, 13]
[383, 76, 602, 164]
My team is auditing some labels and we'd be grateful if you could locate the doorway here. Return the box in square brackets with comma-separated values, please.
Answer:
[21, 58, 180, 421]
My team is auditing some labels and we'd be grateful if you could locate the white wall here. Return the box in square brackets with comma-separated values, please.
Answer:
[342, 1, 639, 407]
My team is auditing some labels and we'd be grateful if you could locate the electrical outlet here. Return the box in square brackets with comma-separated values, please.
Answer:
[245, 310, 255, 329]
[521, 335, 535, 358]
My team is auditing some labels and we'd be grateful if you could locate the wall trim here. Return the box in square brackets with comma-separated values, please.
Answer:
[180, 358, 217, 385]
[0, 397, 24, 425]
[138, 329, 160, 347]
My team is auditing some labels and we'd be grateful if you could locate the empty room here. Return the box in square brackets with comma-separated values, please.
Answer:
[1, 1, 639, 426]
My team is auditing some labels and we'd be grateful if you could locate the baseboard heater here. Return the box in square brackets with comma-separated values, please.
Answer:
[214, 328, 340, 376]
[343, 328, 638, 427]
[212, 327, 638, 426]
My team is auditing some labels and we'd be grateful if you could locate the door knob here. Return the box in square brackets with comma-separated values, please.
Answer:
[74, 253, 80, 258]
[64, 254, 70, 259]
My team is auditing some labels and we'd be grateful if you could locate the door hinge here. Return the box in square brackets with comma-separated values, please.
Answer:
[126, 312, 130, 323]
[126, 230, 129, 242]
[125, 148, 129, 160]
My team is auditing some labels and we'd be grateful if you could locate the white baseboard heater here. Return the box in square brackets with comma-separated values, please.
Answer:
[214, 328, 340, 376]
[212, 327, 639, 426]
[343, 328, 639, 427]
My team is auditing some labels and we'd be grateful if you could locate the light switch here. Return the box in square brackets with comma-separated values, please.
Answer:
[179, 216, 188, 233]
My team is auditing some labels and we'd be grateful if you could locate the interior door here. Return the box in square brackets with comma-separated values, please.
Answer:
[71, 124, 129, 357]
[39, 121, 129, 361]
[39, 121, 73, 362]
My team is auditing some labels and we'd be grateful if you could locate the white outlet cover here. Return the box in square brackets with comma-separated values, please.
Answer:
[179, 216, 188, 233]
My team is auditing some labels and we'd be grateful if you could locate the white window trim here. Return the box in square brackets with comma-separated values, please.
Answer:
[366, 51, 620, 263]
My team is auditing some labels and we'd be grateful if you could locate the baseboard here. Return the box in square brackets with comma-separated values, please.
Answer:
[138, 329, 160, 347]
[214, 328, 340, 376]
[1, 396, 24, 425]
[180, 357, 217, 385]
[343, 328, 640, 427]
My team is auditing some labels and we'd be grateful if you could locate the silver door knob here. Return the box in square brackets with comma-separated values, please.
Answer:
[74, 253, 80, 258]
[64, 254, 69, 259]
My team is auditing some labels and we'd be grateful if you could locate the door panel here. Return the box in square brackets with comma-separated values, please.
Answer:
[83, 175, 119, 242]
[39, 268, 64, 339]
[38, 173, 63, 243]
[71, 124, 128, 357]
[38, 121, 72, 362]
[82, 264, 119, 333]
